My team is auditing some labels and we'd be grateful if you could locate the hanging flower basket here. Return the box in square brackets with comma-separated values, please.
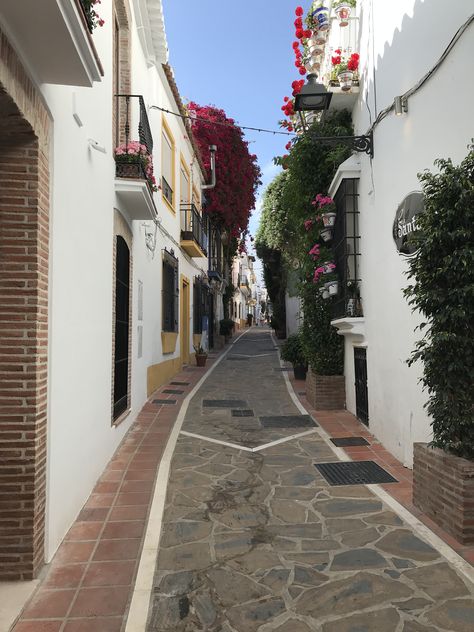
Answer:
[314, 29, 328, 45]
[310, 4, 330, 31]
[327, 280, 339, 296]
[322, 212, 336, 227]
[320, 227, 333, 242]
[338, 70, 354, 91]
[335, 3, 353, 27]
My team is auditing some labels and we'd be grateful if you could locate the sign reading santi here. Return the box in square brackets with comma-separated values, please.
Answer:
[393, 191, 424, 256]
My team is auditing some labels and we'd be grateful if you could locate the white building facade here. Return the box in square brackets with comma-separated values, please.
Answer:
[0, 0, 222, 579]
[314, 0, 474, 466]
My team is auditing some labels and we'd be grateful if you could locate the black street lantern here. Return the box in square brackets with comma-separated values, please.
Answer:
[294, 73, 332, 113]
[294, 73, 374, 158]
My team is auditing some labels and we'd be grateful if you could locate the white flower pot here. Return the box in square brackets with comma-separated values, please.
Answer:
[322, 212, 336, 227]
[322, 290, 330, 299]
[338, 70, 354, 92]
[314, 30, 327, 45]
[308, 43, 324, 56]
[313, 6, 330, 31]
[328, 281, 339, 296]
[335, 3, 352, 27]
[320, 227, 333, 242]
[347, 298, 356, 316]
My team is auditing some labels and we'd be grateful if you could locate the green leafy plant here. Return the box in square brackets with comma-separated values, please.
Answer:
[193, 343, 207, 355]
[280, 333, 307, 367]
[404, 145, 474, 460]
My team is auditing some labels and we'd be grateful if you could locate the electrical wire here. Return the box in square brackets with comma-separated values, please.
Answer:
[368, 12, 474, 134]
[149, 105, 295, 136]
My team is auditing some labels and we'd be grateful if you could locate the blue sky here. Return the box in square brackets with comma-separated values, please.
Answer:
[161, 0, 299, 259]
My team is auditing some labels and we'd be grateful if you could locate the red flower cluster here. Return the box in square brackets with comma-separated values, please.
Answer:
[188, 103, 261, 236]
[347, 53, 360, 71]
[281, 99, 295, 118]
[291, 79, 305, 97]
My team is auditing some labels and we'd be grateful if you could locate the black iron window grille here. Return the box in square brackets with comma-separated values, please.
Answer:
[162, 250, 179, 332]
[162, 177, 173, 205]
[114, 95, 154, 190]
[208, 223, 223, 279]
[193, 277, 210, 334]
[180, 203, 209, 255]
[332, 178, 363, 319]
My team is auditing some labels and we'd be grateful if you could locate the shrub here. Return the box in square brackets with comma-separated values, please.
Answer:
[219, 318, 234, 336]
[404, 145, 474, 460]
[280, 333, 307, 366]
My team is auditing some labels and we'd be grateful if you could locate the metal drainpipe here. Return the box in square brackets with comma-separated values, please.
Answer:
[201, 145, 217, 190]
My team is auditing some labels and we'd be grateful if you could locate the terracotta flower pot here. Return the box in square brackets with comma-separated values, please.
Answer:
[195, 354, 208, 367]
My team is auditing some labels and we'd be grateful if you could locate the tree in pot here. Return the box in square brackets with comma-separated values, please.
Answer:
[404, 145, 474, 543]
[193, 343, 208, 367]
[219, 318, 234, 343]
[280, 332, 308, 380]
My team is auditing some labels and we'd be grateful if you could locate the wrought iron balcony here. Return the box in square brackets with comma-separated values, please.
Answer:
[180, 204, 208, 258]
[114, 95, 157, 221]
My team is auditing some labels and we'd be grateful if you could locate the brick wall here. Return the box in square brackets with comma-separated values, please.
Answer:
[0, 136, 50, 579]
[413, 443, 474, 545]
[306, 369, 345, 410]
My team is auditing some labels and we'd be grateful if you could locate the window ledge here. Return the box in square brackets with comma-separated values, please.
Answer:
[331, 317, 366, 341]
[113, 408, 131, 428]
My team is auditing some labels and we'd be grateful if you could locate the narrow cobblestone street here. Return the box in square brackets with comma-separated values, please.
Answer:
[145, 329, 474, 632]
[10, 328, 474, 632]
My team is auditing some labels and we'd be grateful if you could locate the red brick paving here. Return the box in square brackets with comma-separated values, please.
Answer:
[292, 376, 474, 567]
[11, 351, 224, 632]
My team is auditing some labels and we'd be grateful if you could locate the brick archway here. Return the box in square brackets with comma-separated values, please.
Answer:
[0, 30, 50, 580]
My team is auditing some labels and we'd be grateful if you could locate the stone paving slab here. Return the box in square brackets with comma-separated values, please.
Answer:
[146, 329, 474, 632]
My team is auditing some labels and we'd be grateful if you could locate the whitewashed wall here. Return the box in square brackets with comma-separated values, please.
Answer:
[41, 1, 207, 559]
[340, 0, 474, 465]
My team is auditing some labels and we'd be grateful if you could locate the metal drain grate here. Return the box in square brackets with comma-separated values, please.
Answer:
[232, 409, 254, 417]
[153, 399, 177, 405]
[163, 389, 184, 395]
[315, 461, 397, 486]
[330, 437, 370, 447]
[171, 381, 190, 386]
[203, 399, 248, 408]
[260, 415, 316, 428]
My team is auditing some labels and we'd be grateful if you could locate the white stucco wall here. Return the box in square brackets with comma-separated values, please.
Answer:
[37, 1, 209, 559]
[338, 0, 474, 466]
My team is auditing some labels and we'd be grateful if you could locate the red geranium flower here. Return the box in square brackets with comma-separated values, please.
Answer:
[303, 29, 312, 38]
[294, 17, 303, 28]
[299, 67, 306, 75]
[295, 28, 304, 39]
[295, 6, 304, 16]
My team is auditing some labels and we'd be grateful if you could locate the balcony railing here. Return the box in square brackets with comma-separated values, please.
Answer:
[180, 204, 208, 257]
[114, 95, 154, 192]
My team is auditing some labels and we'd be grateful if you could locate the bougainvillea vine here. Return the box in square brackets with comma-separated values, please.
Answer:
[188, 103, 261, 236]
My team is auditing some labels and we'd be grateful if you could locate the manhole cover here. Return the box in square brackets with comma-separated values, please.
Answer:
[163, 389, 184, 395]
[315, 461, 397, 485]
[260, 415, 316, 428]
[153, 399, 177, 405]
[232, 409, 254, 417]
[171, 381, 190, 386]
[331, 437, 370, 447]
[203, 399, 248, 408]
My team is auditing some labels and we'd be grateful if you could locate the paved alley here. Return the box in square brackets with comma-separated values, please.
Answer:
[143, 329, 474, 632]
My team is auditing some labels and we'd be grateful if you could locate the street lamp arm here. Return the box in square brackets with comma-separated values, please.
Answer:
[308, 131, 373, 158]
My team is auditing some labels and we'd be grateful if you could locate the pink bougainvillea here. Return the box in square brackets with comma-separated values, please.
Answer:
[188, 103, 261, 236]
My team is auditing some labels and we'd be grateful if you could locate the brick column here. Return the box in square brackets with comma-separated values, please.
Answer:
[0, 137, 50, 580]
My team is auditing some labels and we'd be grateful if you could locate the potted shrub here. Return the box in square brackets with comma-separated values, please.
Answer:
[193, 343, 208, 367]
[280, 333, 308, 380]
[404, 146, 474, 544]
[219, 318, 234, 343]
